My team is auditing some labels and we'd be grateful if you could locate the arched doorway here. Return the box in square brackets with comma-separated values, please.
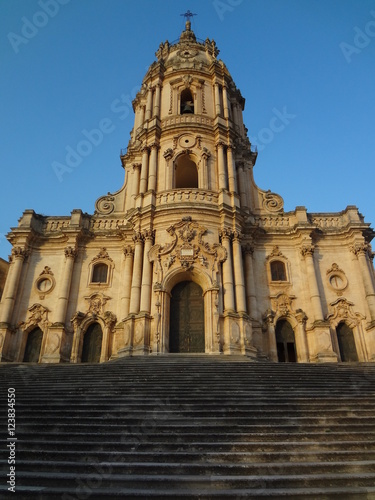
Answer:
[276, 320, 296, 362]
[170, 281, 204, 353]
[336, 322, 358, 362]
[81, 323, 103, 363]
[23, 327, 43, 362]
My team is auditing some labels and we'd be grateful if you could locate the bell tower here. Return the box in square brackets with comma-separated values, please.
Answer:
[93, 17, 264, 357]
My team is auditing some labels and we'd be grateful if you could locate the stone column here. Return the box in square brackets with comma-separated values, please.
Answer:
[145, 86, 153, 121]
[139, 147, 150, 194]
[129, 232, 144, 314]
[131, 163, 141, 205]
[237, 163, 248, 209]
[233, 102, 240, 127]
[153, 84, 161, 118]
[201, 149, 210, 189]
[244, 244, 258, 319]
[148, 143, 158, 192]
[54, 246, 77, 324]
[140, 230, 155, 313]
[139, 106, 145, 127]
[301, 244, 324, 321]
[120, 246, 134, 318]
[216, 142, 227, 190]
[264, 310, 278, 362]
[222, 84, 230, 119]
[227, 145, 237, 193]
[295, 311, 309, 362]
[220, 229, 235, 312]
[100, 312, 116, 363]
[232, 232, 247, 314]
[214, 83, 222, 116]
[352, 243, 375, 321]
[0, 246, 27, 324]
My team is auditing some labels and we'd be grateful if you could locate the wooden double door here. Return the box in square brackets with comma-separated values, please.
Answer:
[170, 281, 205, 353]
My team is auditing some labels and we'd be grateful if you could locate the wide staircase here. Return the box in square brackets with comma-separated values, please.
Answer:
[1, 356, 375, 499]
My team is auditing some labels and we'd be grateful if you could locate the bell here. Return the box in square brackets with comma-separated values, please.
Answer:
[181, 102, 194, 114]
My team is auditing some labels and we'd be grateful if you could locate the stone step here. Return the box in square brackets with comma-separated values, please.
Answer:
[4, 459, 375, 475]
[9, 449, 375, 463]
[12, 438, 375, 452]
[15, 430, 375, 443]
[9, 471, 375, 490]
[2, 485, 375, 499]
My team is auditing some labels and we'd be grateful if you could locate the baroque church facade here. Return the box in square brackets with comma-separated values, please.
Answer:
[1, 21, 375, 364]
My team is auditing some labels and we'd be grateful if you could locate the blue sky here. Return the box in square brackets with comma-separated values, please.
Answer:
[1, 0, 374, 260]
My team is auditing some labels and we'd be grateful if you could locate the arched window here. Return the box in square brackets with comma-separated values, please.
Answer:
[270, 260, 287, 281]
[336, 322, 358, 362]
[175, 155, 198, 188]
[92, 263, 108, 284]
[180, 88, 194, 114]
[275, 320, 296, 362]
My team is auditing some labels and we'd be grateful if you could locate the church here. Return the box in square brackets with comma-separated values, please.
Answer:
[1, 19, 375, 365]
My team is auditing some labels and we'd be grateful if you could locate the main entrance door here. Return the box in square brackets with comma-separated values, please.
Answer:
[276, 320, 297, 362]
[336, 322, 358, 362]
[23, 327, 43, 362]
[81, 323, 103, 363]
[170, 281, 205, 353]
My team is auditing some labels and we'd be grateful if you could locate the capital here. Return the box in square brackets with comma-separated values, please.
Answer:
[132, 163, 142, 171]
[219, 228, 232, 241]
[232, 230, 242, 242]
[123, 245, 134, 257]
[301, 244, 314, 257]
[351, 243, 369, 257]
[64, 246, 77, 259]
[10, 246, 28, 262]
[243, 243, 254, 256]
[133, 231, 144, 244]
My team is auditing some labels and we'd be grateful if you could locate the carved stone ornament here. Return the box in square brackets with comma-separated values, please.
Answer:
[262, 190, 284, 213]
[84, 292, 111, 316]
[266, 246, 285, 261]
[19, 303, 50, 332]
[95, 195, 115, 215]
[326, 298, 365, 329]
[271, 292, 296, 318]
[149, 217, 227, 287]
[92, 248, 113, 264]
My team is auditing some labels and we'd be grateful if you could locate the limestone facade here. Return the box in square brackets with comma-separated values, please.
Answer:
[1, 22, 375, 364]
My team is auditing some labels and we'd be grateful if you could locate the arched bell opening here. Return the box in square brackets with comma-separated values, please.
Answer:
[275, 319, 297, 363]
[81, 322, 103, 363]
[169, 281, 205, 353]
[180, 88, 194, 114]
[336, 322, 358, 362]
[175, 154, 198, 188]
[23, 327, 43, 363]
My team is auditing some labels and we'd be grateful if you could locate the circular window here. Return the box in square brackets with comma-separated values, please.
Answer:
[37, 278, 52, 292]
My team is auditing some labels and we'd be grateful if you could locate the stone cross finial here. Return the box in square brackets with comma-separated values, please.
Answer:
[180, 10, 196, 30]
